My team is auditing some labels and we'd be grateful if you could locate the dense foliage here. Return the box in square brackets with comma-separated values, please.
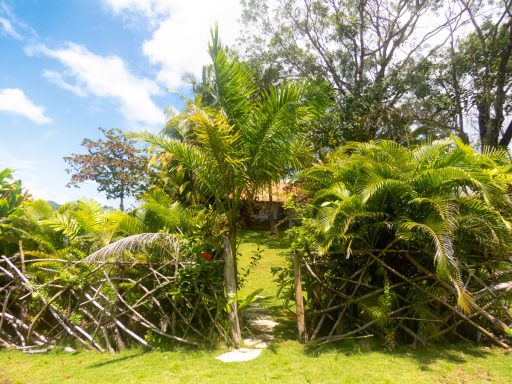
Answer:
[240, 0, 512, 150]
[0, 170, 229, 350]
[283, 138, 512, 346]
[3, 9, 512, 350]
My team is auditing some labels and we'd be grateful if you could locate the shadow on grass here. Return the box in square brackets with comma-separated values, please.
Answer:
[302, 338, 492, 372]
[86, 351, 146, 369]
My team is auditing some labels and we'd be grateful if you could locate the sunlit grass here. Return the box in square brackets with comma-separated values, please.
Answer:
[237, 229, 290, 298]
[0, 342, 511, 384]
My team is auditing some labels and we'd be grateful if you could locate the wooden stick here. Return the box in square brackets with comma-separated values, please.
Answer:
[0, 288, 11, 336]
[314, 305, 411, 345]
[310, 298, 333, 341]
[370, 253, 510, 348]
[27, 287, 68, 343]
[18, 241, 25, 275]
[404, 253, 512, 339]
[293, 252, 308, 343]
[1, 255, 101, 351]
[83, 292, 148, 347]
[1, 312, 49, 345]
[0, 265, 14, 279]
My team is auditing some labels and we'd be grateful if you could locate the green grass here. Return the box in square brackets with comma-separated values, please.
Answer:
[0, 342, 511, 383]
[237, 229, 290, 299]
[1, 230, 512, 384]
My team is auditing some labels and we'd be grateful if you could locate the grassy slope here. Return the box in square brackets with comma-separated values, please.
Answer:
[237, 230, 290, 299]
[1, 230, 511, 384]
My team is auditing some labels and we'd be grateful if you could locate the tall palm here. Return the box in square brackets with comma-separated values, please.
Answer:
[136, 28, 332, 277]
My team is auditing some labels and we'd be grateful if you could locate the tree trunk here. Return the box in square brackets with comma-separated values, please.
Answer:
[119, 193, 124, 212]
[293, 251, 307, 343]
[268, 182, 277, 234]
[448, 24, 469, 144]
[223, 236, 241, 347]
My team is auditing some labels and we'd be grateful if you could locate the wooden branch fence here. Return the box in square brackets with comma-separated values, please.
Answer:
[292, 250, 512, 349]
[0, 247, 230, 353]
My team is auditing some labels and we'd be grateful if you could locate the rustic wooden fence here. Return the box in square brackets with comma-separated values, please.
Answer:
[0, 236, 230, 353]
[293, 250, 512, 348]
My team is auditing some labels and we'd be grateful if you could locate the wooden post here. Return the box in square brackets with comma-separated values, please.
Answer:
[293, 251, 307, 343]
[19, 240, 25, 275]
[18, 241, 28, 323]
[223, 236, 241, 348]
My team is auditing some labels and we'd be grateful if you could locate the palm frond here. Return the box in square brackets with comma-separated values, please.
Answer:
[83, 233, 183, 263]
[208, 26, 257, 127]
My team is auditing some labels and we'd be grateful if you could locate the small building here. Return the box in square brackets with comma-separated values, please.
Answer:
[243, 182, 297, 231]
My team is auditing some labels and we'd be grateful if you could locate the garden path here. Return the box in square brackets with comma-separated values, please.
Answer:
[217, 230, 290, 362]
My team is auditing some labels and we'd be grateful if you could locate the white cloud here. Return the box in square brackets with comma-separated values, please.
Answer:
[0, 88, 52, 124]
[42, 70, 87, 97]
[0, 16, 20, 39]
[104, 0, 170, 19]
[26, 43, 165, 127]
[103, 0, 242, 89]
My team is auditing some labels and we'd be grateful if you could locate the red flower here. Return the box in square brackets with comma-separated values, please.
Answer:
[202, 252, 213, 261]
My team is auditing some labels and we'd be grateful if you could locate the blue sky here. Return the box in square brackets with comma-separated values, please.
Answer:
[0, 0, 241, 208]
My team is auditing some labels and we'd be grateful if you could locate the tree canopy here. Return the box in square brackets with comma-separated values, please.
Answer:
[240, 0, 512, 150]
[64, 127, 149, 211]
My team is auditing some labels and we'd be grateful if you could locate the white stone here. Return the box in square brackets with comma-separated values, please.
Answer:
[243, 338, 269, 349]
[242, 311, 272, 319]
[243, 338, 262, 346]
[216, 348, 262, 362]
[248, 319, 279, 332]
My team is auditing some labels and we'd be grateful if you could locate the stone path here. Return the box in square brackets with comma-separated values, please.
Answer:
[216, 300, 278, 363]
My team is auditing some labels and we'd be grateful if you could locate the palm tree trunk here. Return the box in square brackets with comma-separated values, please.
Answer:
[227, 198, 239, 285]
[223, 236, 241, 347]
[268, 182, 277, 234]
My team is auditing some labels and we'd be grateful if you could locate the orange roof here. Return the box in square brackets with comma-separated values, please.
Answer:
[254, 182, 295, 203]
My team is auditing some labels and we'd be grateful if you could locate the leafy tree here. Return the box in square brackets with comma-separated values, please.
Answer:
[442, 0, 512, 149]
[64, 128, 149, 211]
[240, 0, 512, 151]
[136, 28, 332, 279]
[240, 0, 455, 151]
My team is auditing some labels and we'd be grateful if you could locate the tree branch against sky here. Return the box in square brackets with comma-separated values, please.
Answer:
[240, 0, 512, 150]
[240, 0, 458, 145]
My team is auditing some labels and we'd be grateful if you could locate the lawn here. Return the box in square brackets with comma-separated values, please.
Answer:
[0, 230, 511, 384]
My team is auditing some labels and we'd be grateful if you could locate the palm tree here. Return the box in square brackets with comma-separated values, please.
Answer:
[304, 137, 512, 312]
[136, 28, 332, 279]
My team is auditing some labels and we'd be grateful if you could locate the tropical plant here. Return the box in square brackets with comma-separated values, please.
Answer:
[135, 28, 332, 279]
[0, 168, 27, 218]
[7, 199, 121, 260]
[286, 137, 512, 345]
[0, 168, 30, 255]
